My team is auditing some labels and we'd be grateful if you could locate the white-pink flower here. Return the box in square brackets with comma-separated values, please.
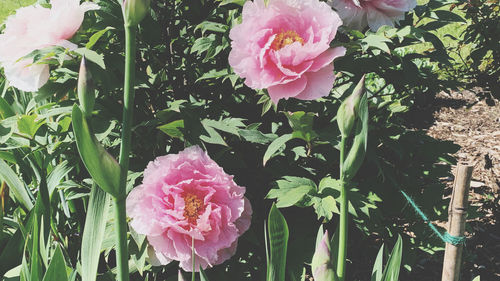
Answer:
[228, 0, 346, 104]
[328, 0, 417, 31]
[0, 0, 99, 92]
[126, 146, 252, 271]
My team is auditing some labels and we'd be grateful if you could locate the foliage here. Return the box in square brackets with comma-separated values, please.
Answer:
[0, 0, 483, 280]
[457, 0, 500, 99]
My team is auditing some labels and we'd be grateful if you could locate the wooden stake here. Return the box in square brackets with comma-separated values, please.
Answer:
[441, 164, 473, 281]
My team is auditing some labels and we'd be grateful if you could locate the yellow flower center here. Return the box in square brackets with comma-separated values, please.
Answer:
[183, 193, 203, 223]
[271, 30, 305, 50]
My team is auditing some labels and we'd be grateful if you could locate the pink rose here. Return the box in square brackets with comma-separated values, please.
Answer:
[0, 0, 99, 92]
[126, 146, 252, 271]
[328, 0, 417, 31]
[228, 0, 346, 104]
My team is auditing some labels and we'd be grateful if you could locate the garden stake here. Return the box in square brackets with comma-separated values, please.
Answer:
[441, 164, 473, 281]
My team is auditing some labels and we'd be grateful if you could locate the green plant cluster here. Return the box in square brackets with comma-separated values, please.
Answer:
[0, 0, 482, 280]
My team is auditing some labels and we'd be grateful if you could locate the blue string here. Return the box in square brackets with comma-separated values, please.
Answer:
[400, 190, 466, 246]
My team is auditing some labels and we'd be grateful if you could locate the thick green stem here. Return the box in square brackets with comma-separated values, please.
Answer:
[114, 25, 137, 281]
[337, 137, 348, 281]
[113, 197, 129, 281]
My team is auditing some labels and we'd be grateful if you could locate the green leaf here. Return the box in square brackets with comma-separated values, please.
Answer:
[313, 196, 339, 221]
[86, 27, 115, 49]
[47, 160, 73, 198]
[0, 159, 33, 210]
[266, 176, 317, 208]
[0, 228, 25, 276]
[199, 267, 210, 281]
[382, 235, 403, 281]
[71, 105, 120, 196]
[30, 211, 42, 281]
[81, 186, 110, 281]
[157, 120, 185, 139]
[267, 185, 314, 208]
[263, 133, 293, 166]
[191, 34, 216, 56]
[361, 35, 391, 53]
[0, 96, 15, 119]
[433, 10, 465, 23]
[285, 111, 318, 143]
[73, 48, 106, 69]
[17, 115, 45, 138]
[371, 244, 384, 281]
[42, 245, 68, 281]
[239, 129, 277, 144]
[267, 204, 289, 281]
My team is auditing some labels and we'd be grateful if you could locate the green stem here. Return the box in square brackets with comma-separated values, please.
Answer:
[114, 24, 137, 281]
[113, 197, 129, 281]
[337, 137, 348, 281]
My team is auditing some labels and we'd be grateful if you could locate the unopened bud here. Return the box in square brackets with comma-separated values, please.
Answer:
[337, 75, 366, 137]
[122, 0, 151, 26]
[77, 57, 95, 118]
[311, 230, 338, 281]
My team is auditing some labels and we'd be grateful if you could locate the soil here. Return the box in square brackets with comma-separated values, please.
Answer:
[407, 89, 500, 281]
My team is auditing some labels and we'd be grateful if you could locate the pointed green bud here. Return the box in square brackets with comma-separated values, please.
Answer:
[311, 231, 339, 281]
[78, 57, 95, 118]
[122, 0, 151, 26]
[337, 75, 366, 138]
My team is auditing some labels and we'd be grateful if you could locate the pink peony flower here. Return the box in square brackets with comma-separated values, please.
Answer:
[328, 0, 417, 31]
[228, 0, 346, 104]
[126, 146, 252, 271]
[0, 0, 99, 92]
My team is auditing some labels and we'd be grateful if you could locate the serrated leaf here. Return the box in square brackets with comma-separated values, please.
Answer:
[285, 111, 318, 142]
[313, 196, 339, 221]
[267, 185, 315, 208]
[361, 35, 391, 53]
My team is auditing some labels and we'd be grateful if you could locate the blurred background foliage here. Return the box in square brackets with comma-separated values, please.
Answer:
[0, 0, 497, 280]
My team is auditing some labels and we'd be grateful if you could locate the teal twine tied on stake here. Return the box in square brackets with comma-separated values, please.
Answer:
[400, 190, 466, 246]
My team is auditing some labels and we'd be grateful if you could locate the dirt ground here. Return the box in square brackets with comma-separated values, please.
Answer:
[414, 89, 500, 280]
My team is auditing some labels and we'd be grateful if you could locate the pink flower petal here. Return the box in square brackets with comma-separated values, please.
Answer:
[268, 76, 308, 104]
[294, 64, 335, 100]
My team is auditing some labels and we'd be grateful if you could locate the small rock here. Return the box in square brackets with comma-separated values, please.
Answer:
[470, 180, 485, 188]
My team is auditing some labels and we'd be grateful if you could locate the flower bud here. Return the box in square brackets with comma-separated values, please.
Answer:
[337, 75, 366, 137]
[122, 0, 151, 26]
[311, 231, 338, 281]
[77, 57, 95, 118]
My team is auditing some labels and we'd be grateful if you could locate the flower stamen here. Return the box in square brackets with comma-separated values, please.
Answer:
[271, 30, 304, 50]
[183, 193, 203, 223]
